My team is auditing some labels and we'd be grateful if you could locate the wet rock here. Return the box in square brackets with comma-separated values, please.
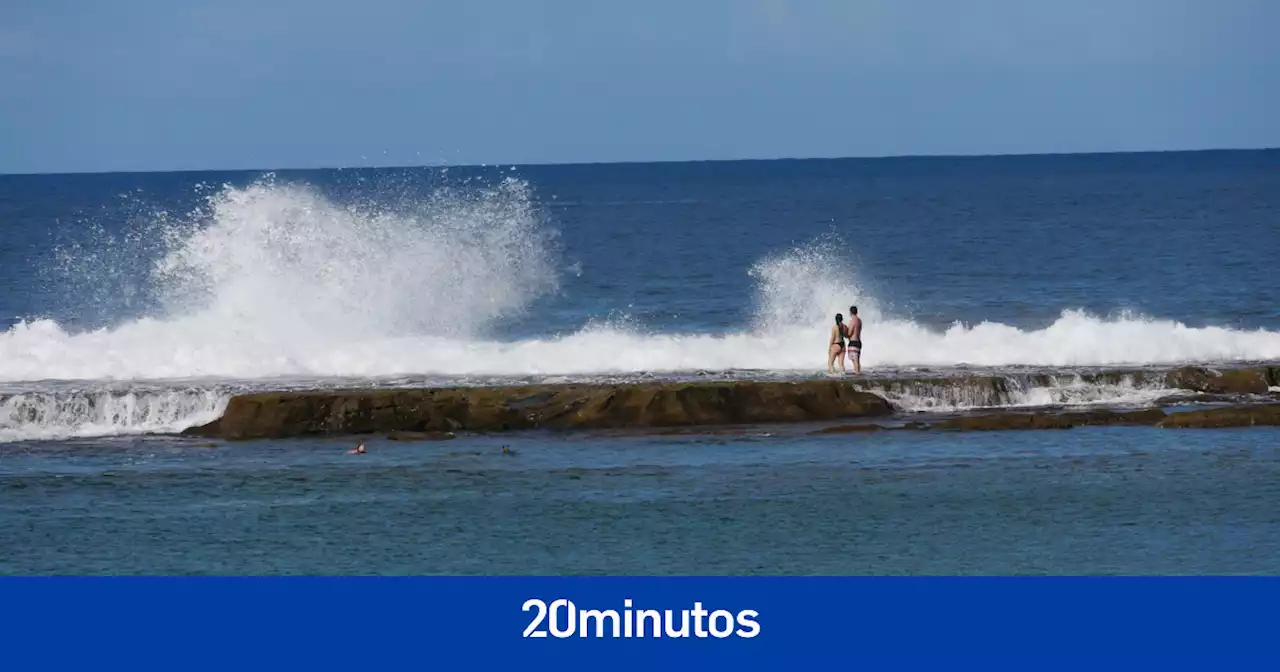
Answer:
[811, 424, 885, 434]
[932, 414, 1076, 431]
[386, 431, 456, 442]
[1064, 408, 1168, 426]
[1152, 392, 1241, 406]
[651, 427, 764, 437]
[1164, 366, 1269, 395]
[176, 364, 1280, 440]
[855, 365, 1276, 409]
[1085, 370, 1160, 387]
[857, 375, 1023, 409]
[184, 380, 894, 440]
[1157, 404, 1280, 428]
[928, 408, 1165, 432]
[858, 369, 1168, 409]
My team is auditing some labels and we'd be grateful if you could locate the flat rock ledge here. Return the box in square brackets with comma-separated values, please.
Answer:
[813, 408, 1169, 434]
[1156, 404, 1280, 429]
[184, 380, 895, 440]
[813, 405, 1280, 433]
[850, 365, 1280, 408]
[180, 364, 1280, 440]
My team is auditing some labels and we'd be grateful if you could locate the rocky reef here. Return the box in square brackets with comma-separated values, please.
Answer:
[811, 406, 1280, 433]
[852, 365, 1279, 408]
[1156, 404, 1280, 428]
[182, 365, 1280, 440]
[927, 408, 1170, 431]
[184, 380, 895, 440]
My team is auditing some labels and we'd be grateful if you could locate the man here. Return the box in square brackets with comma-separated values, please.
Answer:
[845, 305, 863, 375]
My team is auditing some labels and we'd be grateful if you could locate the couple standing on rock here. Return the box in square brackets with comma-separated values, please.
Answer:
[827, 305, 863, 375]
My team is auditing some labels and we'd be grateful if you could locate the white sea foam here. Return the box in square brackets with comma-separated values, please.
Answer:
[864, 374, 1185, 413]
[0, 388, 229, 443]
[2, 178, 1278, 441]
[7, 309, 1277, 382]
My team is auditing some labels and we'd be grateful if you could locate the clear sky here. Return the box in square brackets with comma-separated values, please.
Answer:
[2, 0, 1278, 174]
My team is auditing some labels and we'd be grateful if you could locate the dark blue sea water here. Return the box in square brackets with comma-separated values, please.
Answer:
[4, 151, 1280, 338]
[3, 426, 1279, 575]
[1, 150, 1278, 574]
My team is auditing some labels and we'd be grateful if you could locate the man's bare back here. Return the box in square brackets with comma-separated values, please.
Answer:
[846, 305, 863, 375]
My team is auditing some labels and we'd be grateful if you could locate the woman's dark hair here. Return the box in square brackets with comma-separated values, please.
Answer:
[835, 313, 844, 324]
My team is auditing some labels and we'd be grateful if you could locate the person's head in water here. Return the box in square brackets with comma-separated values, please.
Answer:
[849, 305, 858, 316]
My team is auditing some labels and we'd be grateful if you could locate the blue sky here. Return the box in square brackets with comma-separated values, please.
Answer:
[2, 0, 1278, 173]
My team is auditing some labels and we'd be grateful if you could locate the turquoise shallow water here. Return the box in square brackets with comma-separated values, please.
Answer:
[3, 426, 1277, 575]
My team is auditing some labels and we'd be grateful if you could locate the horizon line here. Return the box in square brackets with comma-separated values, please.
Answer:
[3, 145, 1277, 178]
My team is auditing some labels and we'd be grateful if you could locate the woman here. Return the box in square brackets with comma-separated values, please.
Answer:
[827, 313, 847, 374]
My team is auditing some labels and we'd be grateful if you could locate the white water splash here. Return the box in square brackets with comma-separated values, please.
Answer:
[0, 181, 1278, 442]
[0, 389, 229, 443]
[864, 374, 1184, 413]
[3, 204, 1280, 382]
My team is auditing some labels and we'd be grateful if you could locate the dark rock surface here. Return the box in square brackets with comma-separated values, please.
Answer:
[179, 364, 1280, 440]
[1157, 404, 1280, 428]
[184, 380, 895, 440]
[386, 431, 456, 442]
[1163, 366, 1272, 395]
[850, 366, 1278, 410]
[811, 424, 886, 434]
[926, 408, 1167, 432]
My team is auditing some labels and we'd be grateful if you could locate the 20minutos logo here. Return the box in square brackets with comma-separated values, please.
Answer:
[523, 598, 760, 639]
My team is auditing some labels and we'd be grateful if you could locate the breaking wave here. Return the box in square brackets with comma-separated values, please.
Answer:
[0, 388, 229, 443]
[1, 177, 1278, 441]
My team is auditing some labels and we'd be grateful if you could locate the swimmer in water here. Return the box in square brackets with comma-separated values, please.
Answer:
[347, 441, 366, 455]
[827, 313, 847, 374]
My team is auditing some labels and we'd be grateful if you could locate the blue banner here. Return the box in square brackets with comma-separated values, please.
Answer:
[2, 577, 1275, 669]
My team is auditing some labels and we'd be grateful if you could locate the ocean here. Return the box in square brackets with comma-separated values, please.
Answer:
[2, 150, 1279, 574]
